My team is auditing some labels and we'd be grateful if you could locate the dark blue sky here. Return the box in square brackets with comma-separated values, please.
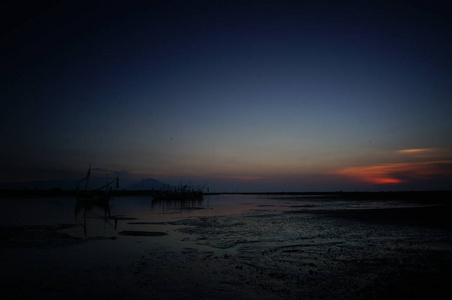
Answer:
[2, 0, 451, 191]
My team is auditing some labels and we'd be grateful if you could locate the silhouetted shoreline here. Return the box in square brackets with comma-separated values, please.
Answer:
[1, 188, 451, 200]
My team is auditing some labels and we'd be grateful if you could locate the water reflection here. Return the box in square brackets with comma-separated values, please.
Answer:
[151, 197, 208, 214]
[74, 200, 112, 238]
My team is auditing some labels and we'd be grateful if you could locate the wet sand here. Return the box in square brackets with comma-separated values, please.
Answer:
[1, 201, 451, 299]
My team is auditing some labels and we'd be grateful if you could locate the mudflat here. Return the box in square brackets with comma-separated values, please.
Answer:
[1, 200, 451, 299]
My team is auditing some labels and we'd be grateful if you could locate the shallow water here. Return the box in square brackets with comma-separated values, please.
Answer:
[0, 194, 435, 242]
[0, 194, 429, 225]
[1, 194, 450, 299]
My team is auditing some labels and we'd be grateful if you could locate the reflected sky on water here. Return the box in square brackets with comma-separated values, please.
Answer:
[0, 193, 443, 255]
[1, 194, 435, 237]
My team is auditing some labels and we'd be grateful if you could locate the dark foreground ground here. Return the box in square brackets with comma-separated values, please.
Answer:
[1, 199, 451, 299]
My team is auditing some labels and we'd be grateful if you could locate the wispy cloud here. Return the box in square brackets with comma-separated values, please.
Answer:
[335, 161, 452, 184]
[333, 147, 452, 185]
[396, 148, 446, 159]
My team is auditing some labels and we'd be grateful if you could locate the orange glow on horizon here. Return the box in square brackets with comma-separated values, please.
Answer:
[334, 160, 452, 185]
[370, 178, 403, 184]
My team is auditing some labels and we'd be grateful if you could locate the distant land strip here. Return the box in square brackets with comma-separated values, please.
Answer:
[0, 189, 451, 202]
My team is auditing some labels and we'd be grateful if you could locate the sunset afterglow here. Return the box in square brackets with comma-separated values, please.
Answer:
[335, 160, 452, 185]
[2, 1, 451, 192]
[2, 3, 452, 300]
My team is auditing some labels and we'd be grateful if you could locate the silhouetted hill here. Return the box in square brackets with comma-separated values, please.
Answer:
[125, 178, 170, 191]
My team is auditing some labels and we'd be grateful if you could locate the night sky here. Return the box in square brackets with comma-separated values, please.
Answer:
[2, 0, 451, 192]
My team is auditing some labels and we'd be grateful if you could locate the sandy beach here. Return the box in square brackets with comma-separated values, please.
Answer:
[1, 196, 451, 299]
